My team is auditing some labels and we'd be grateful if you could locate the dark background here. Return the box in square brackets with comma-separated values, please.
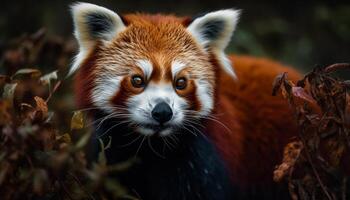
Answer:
[1, 0, 350, 74]
[0, 1, 348, 199]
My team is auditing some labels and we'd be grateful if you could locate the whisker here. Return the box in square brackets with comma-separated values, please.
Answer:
[162, 137, 171, 150]
[164, 136, 176, 149]
[96, 120, 131, 138]
[181, 123, 198, 137]
[183, 109, 232, 134]
[134, 136, 146, 158]
[87, 112, 116, 128]
[118, 134, 143, 148]
[148, 137, 165, 159]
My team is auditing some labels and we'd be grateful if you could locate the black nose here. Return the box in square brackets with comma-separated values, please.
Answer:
[151, 102, 173, 124]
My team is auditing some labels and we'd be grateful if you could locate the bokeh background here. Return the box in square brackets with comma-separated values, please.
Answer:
[0, 1, 349, 198]
[1, 0, 350, 72]
[0, 0, 349, 127]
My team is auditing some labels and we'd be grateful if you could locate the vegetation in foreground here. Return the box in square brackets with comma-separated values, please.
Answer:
[0, 29, 349, 200]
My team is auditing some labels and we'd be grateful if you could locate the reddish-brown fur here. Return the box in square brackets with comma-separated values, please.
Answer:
[207, 55, 300, 187]
[74, 13, 301, 187]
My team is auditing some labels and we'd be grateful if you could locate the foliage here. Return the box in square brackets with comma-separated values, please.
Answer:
[273, 63, 350, 200]
[0, 30, 137, 200]
[1, 27, 349, 199]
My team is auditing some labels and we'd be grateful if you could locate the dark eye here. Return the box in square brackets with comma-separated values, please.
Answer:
[175, 77, 187, 90]
[131, 75, 145, 88]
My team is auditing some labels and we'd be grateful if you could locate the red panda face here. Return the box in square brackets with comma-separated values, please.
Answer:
[71, 3, 240, 136]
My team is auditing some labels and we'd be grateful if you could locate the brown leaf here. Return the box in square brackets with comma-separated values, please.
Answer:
[71, 111, 84, 130]
[327, 139, 346, 167]
[56, 133, 72, 144]
[272, 72, 287, 96]
[273, 141, 303, 182]
[34, 96, 48, 119]
[292, 87, 317, 104]
[324, 63, 350, 73]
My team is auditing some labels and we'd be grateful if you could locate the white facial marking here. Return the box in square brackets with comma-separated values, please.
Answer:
[137, 127, 154, 136]
[128, 82, 187, 136]
[136, 59, 153, 79]
[159, 128, 172, 137]
[171, 60, 186, 78]
[92, 75, 122, 112]
[195, 79, 213, 116]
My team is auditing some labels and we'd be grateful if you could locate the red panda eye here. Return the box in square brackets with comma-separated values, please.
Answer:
[175, 77, 187, 90]
[131, 75, 145, 88]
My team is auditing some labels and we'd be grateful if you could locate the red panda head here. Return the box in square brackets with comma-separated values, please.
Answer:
[70, 3, 240, 136]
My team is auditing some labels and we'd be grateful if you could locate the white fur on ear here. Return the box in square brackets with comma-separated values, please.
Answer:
[187, 9, 241, 79]
[69, 2, 126, 75]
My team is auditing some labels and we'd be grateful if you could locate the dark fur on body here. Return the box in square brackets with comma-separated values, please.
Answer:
[92, 112, 233, 200]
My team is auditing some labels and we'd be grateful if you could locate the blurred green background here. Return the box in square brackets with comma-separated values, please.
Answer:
[1, 0, 350, 74]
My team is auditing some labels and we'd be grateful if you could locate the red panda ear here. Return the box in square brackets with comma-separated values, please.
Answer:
[187, 9, 241, 79]
[71, 2, 126, 47]
[69, 2, 126, 75]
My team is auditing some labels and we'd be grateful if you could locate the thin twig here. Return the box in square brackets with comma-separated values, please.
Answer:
[299, 132, 333, 200]
[325, 63, 350, 73]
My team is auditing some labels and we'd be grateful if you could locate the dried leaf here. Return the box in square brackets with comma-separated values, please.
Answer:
[11, 68, 41, 79]
[2, 83, 17, 102]
[71, 111, 84, 130]
[0, 29, 134, 200]
[274, 141, 303, 182]
[324, 63, 350, 73]
[272, 72, 287, 96]
[274, 63, 350, 200]
[40, 70, 58, 85]
[327, 139, 346, 167]
[292, 87, 317, 104]
[34, 96, 48, 119]
[56, 133, 72, 144]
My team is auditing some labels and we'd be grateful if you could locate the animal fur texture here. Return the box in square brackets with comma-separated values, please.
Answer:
[70, 2, 301, 199]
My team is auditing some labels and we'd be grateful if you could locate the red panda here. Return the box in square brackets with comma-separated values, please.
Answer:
[70, 2, 301, 199]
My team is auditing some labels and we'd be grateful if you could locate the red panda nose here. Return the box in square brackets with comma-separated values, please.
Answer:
[151, 102, 173, 124]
